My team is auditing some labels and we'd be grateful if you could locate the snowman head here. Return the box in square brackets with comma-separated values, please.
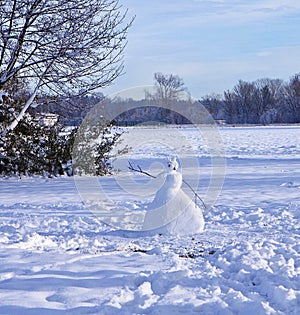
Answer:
[167, 157, 179, 171]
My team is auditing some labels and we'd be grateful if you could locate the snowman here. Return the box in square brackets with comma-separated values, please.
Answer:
[142, 157, 205, 235]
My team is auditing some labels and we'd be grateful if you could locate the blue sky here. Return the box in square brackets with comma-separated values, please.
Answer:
[105, 0, 300, 99]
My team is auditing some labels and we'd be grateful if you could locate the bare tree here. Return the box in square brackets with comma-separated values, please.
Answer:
[282, 74, 300, 122]
[201, 93, 223, 119]
[0, 0, 133, 135]
[153, 72, 186, 104]
[253, 79, 283, 123]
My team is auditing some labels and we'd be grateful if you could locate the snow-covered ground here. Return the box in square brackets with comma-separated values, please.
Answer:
[0, 125, 299, 314]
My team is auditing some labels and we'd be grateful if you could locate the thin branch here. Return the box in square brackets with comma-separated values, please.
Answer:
[182, 179, 208, 211]
[128, 161, 156, 178]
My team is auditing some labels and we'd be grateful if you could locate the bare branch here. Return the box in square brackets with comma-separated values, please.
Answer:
[153, 72, 187, 103]
[0, 0, 134, 133]
[182, 179, 208, 211]
[128, 161, 156, 179]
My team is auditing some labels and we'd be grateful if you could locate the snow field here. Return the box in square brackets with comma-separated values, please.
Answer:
[0, 125, 299, 314]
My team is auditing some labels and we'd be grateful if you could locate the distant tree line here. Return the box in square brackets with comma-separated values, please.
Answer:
[30, 93, 105, 126]
[202, 74, 300, 124]
[114, 101, 192, 126]
[115, 72, 205, 125]
[114, 72, 300, 125]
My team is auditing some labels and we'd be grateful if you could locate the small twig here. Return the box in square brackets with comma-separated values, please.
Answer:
[128, 161, 208, 210]
[128, 161, 156, 178]
[182, 179, 208, 211]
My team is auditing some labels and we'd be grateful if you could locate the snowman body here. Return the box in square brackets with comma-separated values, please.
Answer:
[150, 169, 182, 207]
[143, 158, 205, 235]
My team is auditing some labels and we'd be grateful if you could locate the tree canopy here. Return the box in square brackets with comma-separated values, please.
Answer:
[0, 0, 133, 134]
